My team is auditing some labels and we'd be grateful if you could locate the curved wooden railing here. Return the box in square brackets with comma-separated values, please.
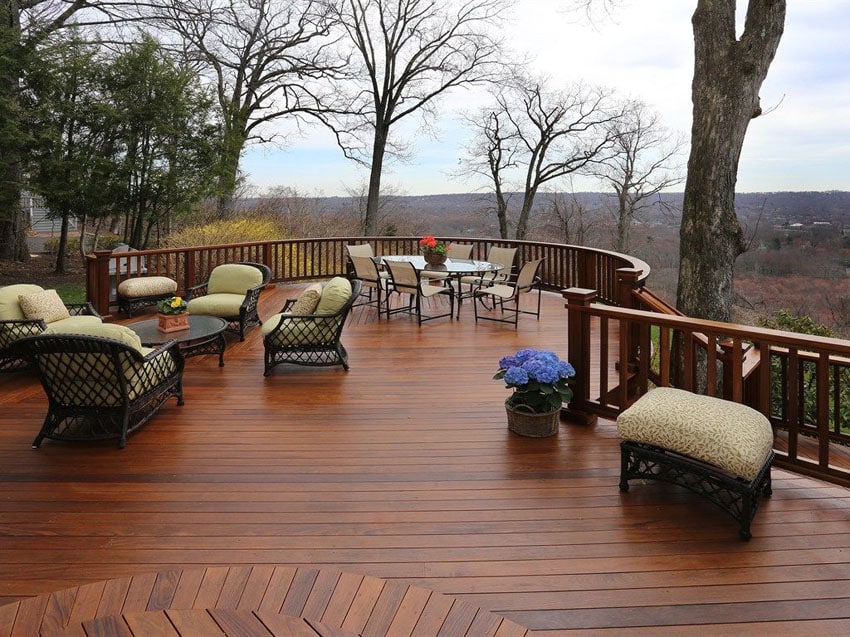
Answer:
[565, 286, 850, 489]
[85, 236, 650, 317]
[85, 235, 850, 487]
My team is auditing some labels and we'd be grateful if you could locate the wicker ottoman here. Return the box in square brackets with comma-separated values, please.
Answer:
[117, 276, 178, 317]
[616, 387, 775, 539]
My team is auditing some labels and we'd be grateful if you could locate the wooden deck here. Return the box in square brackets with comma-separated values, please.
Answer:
[2, 284, 850, 635]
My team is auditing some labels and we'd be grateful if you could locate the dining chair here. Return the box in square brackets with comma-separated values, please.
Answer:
[473, 257, 545, 328]
[346, 243, 374, 258]
[458, 246, 517, 301]
[349, 254, 390, 315]
[421, 242, 475, 282]
[447, 243, 474, 259]
[384, 259, 454, 325]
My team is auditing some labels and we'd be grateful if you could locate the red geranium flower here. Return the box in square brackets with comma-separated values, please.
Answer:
[419, 235, 448, 255]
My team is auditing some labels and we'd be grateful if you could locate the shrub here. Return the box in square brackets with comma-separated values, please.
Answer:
[42, 236, 80, 255]
[758, 310, 850, 434]
[164, 213, 290, 247]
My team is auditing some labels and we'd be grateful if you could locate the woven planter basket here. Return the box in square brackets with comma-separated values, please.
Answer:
[505, 402, 560, 437]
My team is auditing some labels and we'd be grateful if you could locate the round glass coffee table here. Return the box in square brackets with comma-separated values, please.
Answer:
[128, 315, 227, 367]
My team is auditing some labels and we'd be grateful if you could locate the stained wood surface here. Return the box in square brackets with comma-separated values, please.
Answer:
[0, 566, 526, 636]
[1, 285, 850, 634]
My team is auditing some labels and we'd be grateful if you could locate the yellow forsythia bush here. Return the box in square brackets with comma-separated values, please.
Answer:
[165, 213, 289, 248]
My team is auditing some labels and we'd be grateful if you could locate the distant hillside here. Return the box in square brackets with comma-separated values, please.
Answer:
[286, 191, 850, 220]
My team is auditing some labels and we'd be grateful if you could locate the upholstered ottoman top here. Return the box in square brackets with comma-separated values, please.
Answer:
[616, 387, 774, 480]
[117, 276, 177, 298]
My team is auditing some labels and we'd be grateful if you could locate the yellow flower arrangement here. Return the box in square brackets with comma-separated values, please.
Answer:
[157, 296, 188, 315]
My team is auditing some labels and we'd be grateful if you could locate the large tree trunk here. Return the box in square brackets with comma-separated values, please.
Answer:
[494, 187, 508, 240]
[0, 169, 29, 262]
[515, 186, 539, 240]
[0, 3, 29, 262]
[215, 120, 248, 219]
[364, 126, 388, 236]
[615, 191, 629, 253]
[54, 210, 70, 274]
[677, 0, 785, 322]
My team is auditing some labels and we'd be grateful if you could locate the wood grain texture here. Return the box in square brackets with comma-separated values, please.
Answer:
[1, 286, 849, 634]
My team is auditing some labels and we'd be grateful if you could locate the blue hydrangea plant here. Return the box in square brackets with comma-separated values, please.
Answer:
[495, 348, 575, 414]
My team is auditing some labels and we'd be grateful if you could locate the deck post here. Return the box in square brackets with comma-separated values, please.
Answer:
[86, 250, 113, 317]
[563, 287, 598, 425]
[617, 268, 645, 387]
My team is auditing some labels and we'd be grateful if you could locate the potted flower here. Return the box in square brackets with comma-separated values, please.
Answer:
[156, 296, 190, 333]
[495, 348, 575, 437]
[419, 235, 448, 265]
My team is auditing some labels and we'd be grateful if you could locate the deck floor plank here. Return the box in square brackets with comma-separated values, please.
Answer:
[1, 286, 850, 633]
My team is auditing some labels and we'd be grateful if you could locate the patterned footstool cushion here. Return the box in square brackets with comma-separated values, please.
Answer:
[117, 277, 177, 316]
[616, 387, 774, 480]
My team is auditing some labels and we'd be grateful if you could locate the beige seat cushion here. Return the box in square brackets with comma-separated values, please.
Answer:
[43, 321, 145, 353]
[289, 283, 323, 315]
[187, 293, 246, 317]
[46, 315, 104, 332]
[118, 276, 177, 298]
[315, 277, 352, 315]
[207, 264, 263, 295]
[0, 284, 44, 320]
[39, 322, 178, 405]
[616, 387, 774, 480]
[18, 289, 70, 323]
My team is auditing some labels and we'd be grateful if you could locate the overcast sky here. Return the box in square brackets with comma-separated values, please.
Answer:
[240, 0, 850, 197]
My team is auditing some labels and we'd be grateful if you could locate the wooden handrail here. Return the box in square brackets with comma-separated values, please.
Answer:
[563, 287, 850, 489]
[85, 236, 650, 317]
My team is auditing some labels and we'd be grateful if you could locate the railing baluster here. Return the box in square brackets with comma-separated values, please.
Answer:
[818, 352, 830, 467]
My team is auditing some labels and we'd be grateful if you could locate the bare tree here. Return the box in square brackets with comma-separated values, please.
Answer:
[343, 181, 409, 236]
[328, 0, 509, 236]
[457, 109, 518, 239]
[572, 1, 787, 322]
[542, 190, 597, 246]
[592, 101, 684, 253]
[466, 72, 622, 240]
[152, 0, 343, 217]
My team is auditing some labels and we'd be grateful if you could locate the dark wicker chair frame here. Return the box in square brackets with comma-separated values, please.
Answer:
[0, 302, 101, 373]
[118, 289, 175, 318]
[263, 280, 362, 375]
[9, 333, 184, 449]
[619, 440, 774, 540]
[185, 261, 271, 341]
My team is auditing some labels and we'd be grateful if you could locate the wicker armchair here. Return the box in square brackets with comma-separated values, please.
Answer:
[262, 278, 361, 374]
[9, 326, 184, 448]
[185, 262, 271, 340]
[0, 284, 102, 373]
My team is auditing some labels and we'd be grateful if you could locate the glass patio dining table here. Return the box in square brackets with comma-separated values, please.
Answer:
[376, 255, 505, 318]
